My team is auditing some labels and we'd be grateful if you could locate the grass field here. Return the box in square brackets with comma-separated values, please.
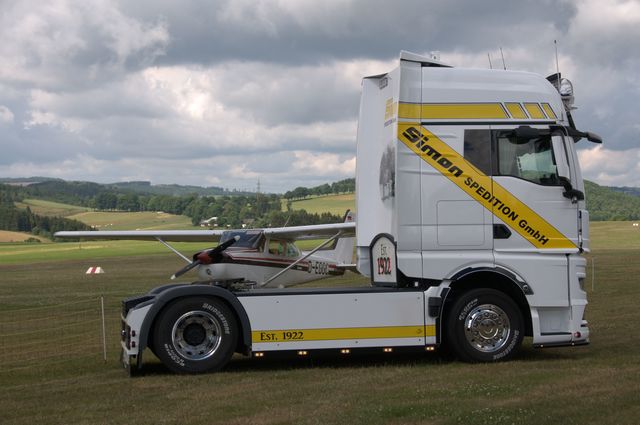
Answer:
[14, 198, 200, 231]
[288, 193, 355, 215]
[14, 199, 91, 217]
[68, 211, 199, 230]
[0, 240, 217, 265]
[0, 222, 638, 424]
[0, 230, 49, 243]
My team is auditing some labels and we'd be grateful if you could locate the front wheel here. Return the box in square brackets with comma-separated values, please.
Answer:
[445, 288, 524, 362]
[153, 297, 238, 373]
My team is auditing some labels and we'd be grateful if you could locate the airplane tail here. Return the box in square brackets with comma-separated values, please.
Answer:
[320, 210, 355, 265]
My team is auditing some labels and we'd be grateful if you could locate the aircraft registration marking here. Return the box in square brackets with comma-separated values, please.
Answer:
[308, 260, 329, 275]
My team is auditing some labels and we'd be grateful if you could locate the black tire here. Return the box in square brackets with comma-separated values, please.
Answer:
[153, 297, 238, 373]
[445, 288, 524, 362]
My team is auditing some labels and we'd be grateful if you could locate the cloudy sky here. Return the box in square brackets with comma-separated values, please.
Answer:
[1, 0, 638, 192]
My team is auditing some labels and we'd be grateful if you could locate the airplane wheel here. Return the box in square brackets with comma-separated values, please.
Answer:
[153, 297, 237, 373]
[445, 288, 523, 362]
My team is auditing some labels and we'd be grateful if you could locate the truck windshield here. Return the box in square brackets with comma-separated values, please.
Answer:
[496, 133, 560, 186]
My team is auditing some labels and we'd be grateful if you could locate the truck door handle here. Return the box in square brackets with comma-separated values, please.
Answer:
[493, 224, 512, 239]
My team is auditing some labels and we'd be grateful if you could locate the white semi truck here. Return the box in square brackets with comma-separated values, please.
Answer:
[116, 51, 599, 374]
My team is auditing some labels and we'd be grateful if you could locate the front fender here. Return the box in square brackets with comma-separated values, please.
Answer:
[137, 283, 252, 355]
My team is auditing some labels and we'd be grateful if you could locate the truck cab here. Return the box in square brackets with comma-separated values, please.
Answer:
[356, 51, 595, 352]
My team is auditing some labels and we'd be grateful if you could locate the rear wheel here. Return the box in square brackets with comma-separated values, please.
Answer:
[445, 288, 523, 362]
[153, 297, 238, 373]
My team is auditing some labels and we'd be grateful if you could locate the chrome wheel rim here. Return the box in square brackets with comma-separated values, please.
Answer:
[463, 304, 511, 353]
[171, 310, 222, 361]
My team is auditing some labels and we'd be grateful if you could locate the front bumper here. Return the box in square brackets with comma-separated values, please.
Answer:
[120, 295, 155, 375]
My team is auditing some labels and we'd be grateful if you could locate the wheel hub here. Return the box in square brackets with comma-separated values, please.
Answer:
[464, 304, 511, 353]
[183, 323, 206, 346]
[171, 310, 222, 361]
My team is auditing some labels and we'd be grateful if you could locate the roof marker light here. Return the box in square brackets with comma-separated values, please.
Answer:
[559, 78, 575, 110]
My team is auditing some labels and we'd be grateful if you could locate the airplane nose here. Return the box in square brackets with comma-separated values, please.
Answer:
[196, 251, 213, 264]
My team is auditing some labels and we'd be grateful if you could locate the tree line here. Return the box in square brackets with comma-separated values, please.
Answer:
[0, 182, 344, 234]
[0, 187, 91, 238]
[2, 178, 639, 240]
[584, 181, 640, 221]
[283, 178, 355, 200]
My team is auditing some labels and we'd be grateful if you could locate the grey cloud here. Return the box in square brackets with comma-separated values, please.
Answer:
[215, 64, 359, 125]
[0, 0, 638, 191]
[122, 0, 577, 67]
[0, 1, 169, 91]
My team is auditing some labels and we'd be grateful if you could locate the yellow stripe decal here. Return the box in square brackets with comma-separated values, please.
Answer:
[398, 102, 558, 121]
[422, 103, 508, 119]
[252, 325, 434, 343]
[505, 102, 527, 119]
[524, 103, 545, 119]
[397, 123, 577, 250]
[542, 103, 558, 119]
[398, 103, 421, 119]
[399, 103, 508, 120]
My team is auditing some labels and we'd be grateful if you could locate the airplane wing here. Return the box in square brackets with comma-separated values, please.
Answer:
[262, 222, 355, 240]
[54, 223, 355, 242]
[54, 230, 225, 242]
[56, 210, 356, 243]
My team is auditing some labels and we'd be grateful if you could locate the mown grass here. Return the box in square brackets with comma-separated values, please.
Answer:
[287, 193, 355, 215]
[0, 239, 325, 266]
[0, 240, 215, 265]
[0, 230, 49, 243]
[0, 222, 638, 424]
[68, 210, 199, 230]
[14, 198, 91, 217]
[588, 220, 640, 250]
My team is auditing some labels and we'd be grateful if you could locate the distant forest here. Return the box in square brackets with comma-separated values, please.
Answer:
[283, 179, 355, 200]
[584, 181, 640, 221]
[0, 179, 355, 237]
[0, 177, 639, 240]
[0, 186, 91, 238]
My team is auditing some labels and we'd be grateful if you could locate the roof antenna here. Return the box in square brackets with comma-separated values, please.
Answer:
[487, 53, 493, 69]
[554, 39, 561, 88]
[499, 47, 507, 70]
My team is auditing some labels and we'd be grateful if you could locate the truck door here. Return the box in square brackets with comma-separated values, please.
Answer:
[490, 127, 579, 253]
[490, 126, 579, 307]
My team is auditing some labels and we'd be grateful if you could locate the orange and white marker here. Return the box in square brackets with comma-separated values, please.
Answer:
[86, 266, 105, 274]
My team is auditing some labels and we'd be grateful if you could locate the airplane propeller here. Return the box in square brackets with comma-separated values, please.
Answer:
[170, 235, 240, 280]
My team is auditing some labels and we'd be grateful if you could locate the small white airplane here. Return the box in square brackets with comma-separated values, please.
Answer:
[55, 211, 356, 288]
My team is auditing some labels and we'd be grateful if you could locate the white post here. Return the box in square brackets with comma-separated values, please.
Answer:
[100, 296, 107, 362]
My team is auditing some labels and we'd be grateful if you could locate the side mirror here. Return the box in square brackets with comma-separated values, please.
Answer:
[585, 132, 603, 144]
[511, 126, 541, 142]
[565, 127, 603, 144]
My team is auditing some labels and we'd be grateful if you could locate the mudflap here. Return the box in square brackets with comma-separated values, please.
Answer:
[121, 348, 141, 377]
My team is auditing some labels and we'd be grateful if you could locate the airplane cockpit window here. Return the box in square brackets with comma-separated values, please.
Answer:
[268, 240, 286, 256]
[286, 243, 300, 258]
[268, 240, 299, 257]
[221, 231, 263, 249]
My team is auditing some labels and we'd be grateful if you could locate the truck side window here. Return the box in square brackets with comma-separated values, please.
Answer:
[464, 130, 492, 175]
[496, 133, 560, 186]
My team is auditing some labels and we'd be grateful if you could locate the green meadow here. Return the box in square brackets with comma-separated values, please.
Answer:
[67, 211, 199, 231]
[15, 198, 91, 217]
[287, 193, 356, 215]
[0, 221, 638, 424]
